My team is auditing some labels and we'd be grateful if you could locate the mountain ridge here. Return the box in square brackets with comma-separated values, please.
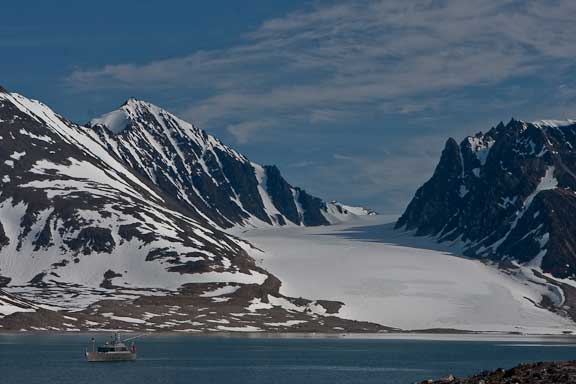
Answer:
[86, 98, 371, 229]
[397, 117, 576, 280]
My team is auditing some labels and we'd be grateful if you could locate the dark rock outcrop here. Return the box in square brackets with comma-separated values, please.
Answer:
[422, 360, 576, 384]
[67, 227, 116, 254]
[263, 165, 301, 224]
[397, 119, 576, 280]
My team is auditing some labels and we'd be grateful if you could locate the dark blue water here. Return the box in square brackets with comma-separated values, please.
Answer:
[2, 334, 576, 384]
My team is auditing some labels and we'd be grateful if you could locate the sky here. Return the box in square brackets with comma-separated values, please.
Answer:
[2, 0, 576, 213]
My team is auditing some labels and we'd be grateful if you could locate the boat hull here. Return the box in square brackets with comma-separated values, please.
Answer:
[86, 351, 137, 362]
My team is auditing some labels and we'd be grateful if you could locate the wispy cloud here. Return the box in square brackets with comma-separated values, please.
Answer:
[64, 0, 576, 211]
[67, 0, 576, 130]
[225, 119, 275, 144]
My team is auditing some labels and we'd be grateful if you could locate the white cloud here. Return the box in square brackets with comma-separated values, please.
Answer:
[66, 0, 576, 131]
[225, 119, 274, 144]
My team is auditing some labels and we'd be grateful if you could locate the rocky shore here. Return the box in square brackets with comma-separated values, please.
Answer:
[421, 361, 576, 384]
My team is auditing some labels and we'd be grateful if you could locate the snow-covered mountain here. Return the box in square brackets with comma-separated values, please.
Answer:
[0, 87, 379, 332]
[397, 118, 576, 320]
[86, 99, 365, 228]
[0, 88, 265, 294]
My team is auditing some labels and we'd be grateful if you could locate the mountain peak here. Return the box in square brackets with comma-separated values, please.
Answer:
[89, 98, 165, 134]
[121, 97, 154, 109]
[89, 107, 132, 134]
[120, 97, 139, 108]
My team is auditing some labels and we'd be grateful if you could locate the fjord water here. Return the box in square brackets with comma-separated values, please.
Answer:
[2, 334, 576, 384]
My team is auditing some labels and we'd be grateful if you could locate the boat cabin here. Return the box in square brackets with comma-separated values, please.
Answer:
[97, 343, 128, 353]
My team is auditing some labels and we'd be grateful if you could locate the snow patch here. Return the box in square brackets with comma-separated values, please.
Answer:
[10, 151, 26, 160]
[217, 325, 262, 332]
[467, 136, 495, 166]
[200, 285, 240, 297]
[264, 320, 308, 327]
[101, 313, 147, 324]
[19, 129, 54, 143]
[90, 109, 131, 134]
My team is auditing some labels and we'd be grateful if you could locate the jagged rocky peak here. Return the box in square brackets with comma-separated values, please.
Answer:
[90, 98, 215, 144]
[86, 100, 371, 229]
[397, 118, 576, 279]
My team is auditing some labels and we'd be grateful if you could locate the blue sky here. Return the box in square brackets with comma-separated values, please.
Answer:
[2, 0, 576, 213]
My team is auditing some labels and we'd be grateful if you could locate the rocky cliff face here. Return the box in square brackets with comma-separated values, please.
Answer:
[397, 118, 576, 280]
[86, 99, 366, 228]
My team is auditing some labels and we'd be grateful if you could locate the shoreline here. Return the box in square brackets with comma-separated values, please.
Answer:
[2, 330, 576, 343]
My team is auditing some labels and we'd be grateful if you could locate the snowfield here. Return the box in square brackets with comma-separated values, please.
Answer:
[235, 215, 576, 334]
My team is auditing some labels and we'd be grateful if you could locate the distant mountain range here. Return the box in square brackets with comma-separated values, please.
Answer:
[0, 86, 375, 332]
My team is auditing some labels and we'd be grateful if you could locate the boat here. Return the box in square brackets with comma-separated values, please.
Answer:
[85, 332, 140, 362]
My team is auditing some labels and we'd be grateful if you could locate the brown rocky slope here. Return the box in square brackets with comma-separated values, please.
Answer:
[421, 360, 576, 384]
